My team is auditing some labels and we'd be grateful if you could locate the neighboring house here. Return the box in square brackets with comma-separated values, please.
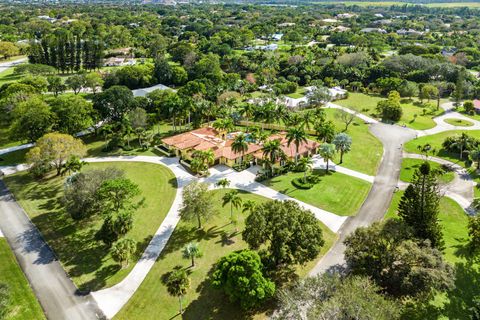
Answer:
[322, 18, 339, 24]
[278, 22, 296, 27]
[161, 127, 319, 167]
[441, 47, 457, 57]
[332, 26, 350, 32]
[372, 19, 392, 25]
[336, 13, 356, 19]
[271, 33, 284, 41]
[104, 57, 125, 67]
[37, 15, 57, 23]
[283, 86, 347, 109]
[397, 29, 424, 36]
[473, 100, 480, 114]
[360, 28, 387, 34]
[245, 44, 278, 51]
[132, 83, 172, 97]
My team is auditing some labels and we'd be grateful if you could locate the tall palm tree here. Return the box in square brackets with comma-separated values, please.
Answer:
[286, 127, 308, 163]
[231, 133, 249, 165]
[319, 143, 336, 173]
[213, 118, 235, 133]
[166, 269, 190, 315]
[242, 199, 257, 214]
[332, 133, 352, 164]
[301, 110, 316, 130]
[262, 139, 283, 177]
[222, 190, 243, 220]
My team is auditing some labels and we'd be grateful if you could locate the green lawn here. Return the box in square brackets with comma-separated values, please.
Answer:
[0, 238, 45, 320]
[444, 118, 474, 127]
[334, 93, 445, 130]
[263, 169, 371, 216]
[286, 87, 306, 99]
[3, 162, 176, 291]
[386, 192, 479, 319]
[400, 158, 455, 184]
[404, 130, 480, 166]
[324, 108, 383, 176]
[426, 2, 480, 7]
[0, 67, 22, 86]
[115, 188, 336, 320]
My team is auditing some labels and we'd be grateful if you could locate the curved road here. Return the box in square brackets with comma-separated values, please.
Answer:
[310, 123, 417, 274]
[0, 181, 104, 320]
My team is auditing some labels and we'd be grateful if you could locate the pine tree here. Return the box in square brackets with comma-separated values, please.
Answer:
[398, 162, 444, 249]
[75, 36, 82, 72]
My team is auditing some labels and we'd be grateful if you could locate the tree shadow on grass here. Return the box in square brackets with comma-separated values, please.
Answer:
[160, 225, 225, 257]
[182, 266, 273, 320]
[443, 261, 480, 319]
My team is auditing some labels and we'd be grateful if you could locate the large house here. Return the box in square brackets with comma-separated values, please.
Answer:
[160, 127, 319, 167]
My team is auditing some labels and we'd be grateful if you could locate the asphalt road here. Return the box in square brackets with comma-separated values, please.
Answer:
[310, 123, 417, 275]
[0, 181, 104, 320]
[0, 57, 27, 73]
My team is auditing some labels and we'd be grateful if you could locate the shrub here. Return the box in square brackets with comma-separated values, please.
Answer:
[292, 177, 313, 189]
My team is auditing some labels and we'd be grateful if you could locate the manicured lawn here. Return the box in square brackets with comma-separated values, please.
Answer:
[400, 158, 455, 184]
[286, 87, 306, 99]
[404, 130, 480, 166]
[263, 169, 371, 216]
[386, 192, 479, 319]
[115, 189, 336, 320]
[0, 238, 45, 320]
[3, 162, 176, 291]
[323, 108, 383, 176]
[0, 67, 22, 86]
[334, 92, 383, 116]
[0, 128, 23, 149]
[334, 93, 445, 130]
[444, 118, 474, 127]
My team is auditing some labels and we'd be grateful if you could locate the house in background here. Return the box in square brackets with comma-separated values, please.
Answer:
[160, 127, 319, 168]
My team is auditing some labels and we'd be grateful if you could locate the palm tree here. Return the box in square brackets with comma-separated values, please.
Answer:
[242, 200, 257, 214]
[471, 147, 480, 170]
[452, 133, 474, 159]
[182, 242, 202, 267]
[213, 118, 235, 133]
[222, 190, 243, 220]
[319, 143, 336, 173]
[215, 178, 230, 189]
[286, 127, 308, 163]
[166, 269, 190, 314]
[191, 149, 215, 174]
[262, 139, 284, 177]
[300, 110, 316, 130]
[298, 156, 313, 183]
[61, 155, 87, 176]
[231, 134, 249, 165]
[332, 133, 352, 164]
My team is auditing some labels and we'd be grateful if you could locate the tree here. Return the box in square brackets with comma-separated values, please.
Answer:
[453, 69, 466, 106]
[318, 143, 336, 172]
[262, 139, 284, 177]
[191, 149, 214, 175]
[97, 210, 134, 246]
[332, 133, 352, 164]
[93, 85, 135, 122]
[166, 269, 190, 315]
[344, 219, 454, 298]
[215, 178, 230, 189]
[111, 238, 137, 268]
[315, 120, 336, 143]
[274, 273, 401, 320]
[63, 167, 124, 220]
[286, 127, 307, 163]
[10, 96, 54, 142]
[26, 132, 86, 176]
[398, 80, 418, 99]
[212, 249, 275, 310]
[0, 41, 19, 60]
[179, 181, 216, 229]
[182, 242, 202, 267]
[307, 86, 332, 107]
[47, 75, 66, 96]
[376, 90, 403, 122]
[84, 72, 104, 95]
[471, 146, 480, 170]
[222, 190, 242, 220]
[65, 74, 86, 95]
[464, 101, 475, 114]
[419, 84, 439, 103]
[298, 156, 313, 183]
[242, 200, 257, 214]
[468, 215, 480, 252]
[51, 94, 94, 135]
[398, 162, 443, 249]
[61, 155, 86, 176]
[243, 200, 324, 268]
[96, 178, 141, 213]
[128, 107, 148, 144]
[231, 133, 249, 165]
[335, 109, 356, 131]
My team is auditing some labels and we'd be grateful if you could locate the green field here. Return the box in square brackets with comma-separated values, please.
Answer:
[313, 1, 410, 6]
[444, 118, 474, 127]
[426, 2, 480, 7]
[3, 161, 176, 291]
[400, 158, 455, 184]
[263, 169, 371, 216]
[115, 188, 336, 320]
[0, 238, 45, 320]
[335, 93, 444, 130]
[324, 108, 383, 176]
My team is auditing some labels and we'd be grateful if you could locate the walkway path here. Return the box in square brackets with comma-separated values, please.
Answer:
[326, 102, 379, 124]
[0, 181, 104, 320]
[0, 57, 27, 74]
[418, 102, 480, 136]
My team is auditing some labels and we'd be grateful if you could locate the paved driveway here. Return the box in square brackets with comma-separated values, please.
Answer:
[0, 181, 104, 320]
